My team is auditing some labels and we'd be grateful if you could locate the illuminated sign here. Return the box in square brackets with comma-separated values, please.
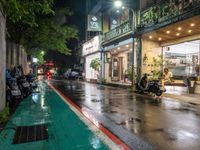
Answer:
[88, 15, 102, 31]
[82, 36, 100, 56]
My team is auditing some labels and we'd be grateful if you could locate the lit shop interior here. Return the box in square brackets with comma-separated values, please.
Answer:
[141, 15, 200, 81]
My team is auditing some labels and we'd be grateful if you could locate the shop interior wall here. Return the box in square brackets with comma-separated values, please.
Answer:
[141, 38, 162, 75]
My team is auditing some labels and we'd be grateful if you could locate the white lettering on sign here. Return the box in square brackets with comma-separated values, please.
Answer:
[82, 36, 100, 56]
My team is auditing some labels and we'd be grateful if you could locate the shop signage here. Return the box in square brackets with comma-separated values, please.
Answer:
[82, 36, 100, 56]
[103, 20, 132, 42]
[87, 15, 102, 31]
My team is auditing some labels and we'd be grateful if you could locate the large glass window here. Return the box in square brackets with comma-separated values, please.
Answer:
[164, 40, 200, 78]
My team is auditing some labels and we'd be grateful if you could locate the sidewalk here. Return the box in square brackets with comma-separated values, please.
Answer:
[163, 92, 200, 105]
[0, 81, 113, 150]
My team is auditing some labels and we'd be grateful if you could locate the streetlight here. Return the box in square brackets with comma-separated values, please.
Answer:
[114, 1, 137, 89]
[41, 51, 45, 55]
[114, 0, 123, 8]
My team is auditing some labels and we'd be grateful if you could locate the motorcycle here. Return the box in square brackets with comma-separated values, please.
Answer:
[26, 75, 37, 90]
[137, 75, 165, 96]
[6, 78, 22, 106]
[17, 76, 31, 97]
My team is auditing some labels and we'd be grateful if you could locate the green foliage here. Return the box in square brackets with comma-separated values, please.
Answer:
[0, 105, 10, 123]
[90, 58, 100, 71]
[1, 0, 54, 26]
[1, 0, 78, 55]
[151, 55, 163, 79]
[23, 18, 78, 55]
[127, 66, 137, 81]
[27, 50, 45, 64]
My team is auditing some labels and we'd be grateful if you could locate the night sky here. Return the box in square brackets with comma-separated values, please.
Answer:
[45, 0, 86, 69]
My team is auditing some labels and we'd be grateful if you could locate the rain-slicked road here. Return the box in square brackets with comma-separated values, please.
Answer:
[50, 79, 200, 150]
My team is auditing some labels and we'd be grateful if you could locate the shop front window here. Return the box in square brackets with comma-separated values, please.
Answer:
[164, 40, 200, 79]
[112, 58, 119, 77]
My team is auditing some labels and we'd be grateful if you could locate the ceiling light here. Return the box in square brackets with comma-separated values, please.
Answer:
[166, 30, 171, 34]
[188, 30, 192, 33]
[117, 47, 120, 50]
[116, 10, 120, 13]
[176, 33, 180, 36]
[149, 36, 153, 39]
[190, 23, 195, 27]
[177, 27, 182, 31]
[126, 45, 129, 47]
[158, 37, 162, 41]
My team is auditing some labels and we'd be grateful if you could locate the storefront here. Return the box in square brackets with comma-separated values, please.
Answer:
[104, 38, 133, 84]
[82, 36, 101, 82]
[141, 15, 200, 93]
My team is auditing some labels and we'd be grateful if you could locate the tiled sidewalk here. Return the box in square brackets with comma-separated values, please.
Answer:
[0, 82, 110, 150]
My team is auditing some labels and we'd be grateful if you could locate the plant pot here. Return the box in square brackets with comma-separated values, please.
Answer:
[188, 86, 195, 94]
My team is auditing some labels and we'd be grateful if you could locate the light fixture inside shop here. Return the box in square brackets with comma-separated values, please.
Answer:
[188, 30, 192, 33]
[149, 36, 153, 39]
[176, 33, 180, 36]
[117, 47, 120, 50]
[158, 37, 162, 41]
[126, 45, 129, 47]
[116, 10, 120, 13]
[190, 23, 195, 27]
[166, 30, 171, 34]
[177, 27, 182, 31]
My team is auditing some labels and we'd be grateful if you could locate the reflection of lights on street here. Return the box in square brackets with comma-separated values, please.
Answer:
[163, 100, 181, 109]
[82, 107, 99, 128]
[41, 95, 45, 109]
[32, 93, 39, 103]
[47, 76, 50, 80]
[90, 136, 101, 149]
[176, 130, 198, 140]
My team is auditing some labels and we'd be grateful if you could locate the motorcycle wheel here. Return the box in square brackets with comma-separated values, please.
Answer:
[155, 91, 162, 96]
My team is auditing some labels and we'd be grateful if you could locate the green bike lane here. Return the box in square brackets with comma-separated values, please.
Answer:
[0, 82, 114, 150]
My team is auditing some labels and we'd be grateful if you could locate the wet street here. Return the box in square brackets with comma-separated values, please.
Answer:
[50, 79, 200, 150]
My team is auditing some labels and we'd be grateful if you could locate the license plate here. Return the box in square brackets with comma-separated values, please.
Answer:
[23, 82, 30, 87]
[11, 90, 21, 96]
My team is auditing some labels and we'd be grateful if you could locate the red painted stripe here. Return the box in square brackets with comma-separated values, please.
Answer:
[48, 82, 131, 150]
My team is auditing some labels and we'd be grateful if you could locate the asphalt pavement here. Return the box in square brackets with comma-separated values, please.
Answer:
[50, 79, 200, 150]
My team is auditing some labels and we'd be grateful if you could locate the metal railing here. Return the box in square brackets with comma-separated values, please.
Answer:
[139, 0, 200, 29]
[103, 20, 132, 42]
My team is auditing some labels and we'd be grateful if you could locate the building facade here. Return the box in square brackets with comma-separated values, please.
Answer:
[0, 7, 6, 111]
[82, 36, 101, 82]
[139, 0, 200, 93]
[6, 42, 29, 74]
[86, 0, 140, 85]
[85, 0, 200, 93]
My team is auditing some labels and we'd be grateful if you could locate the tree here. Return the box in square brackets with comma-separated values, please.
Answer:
[0, 0, 78, 55]
[90, 58, 100, 71]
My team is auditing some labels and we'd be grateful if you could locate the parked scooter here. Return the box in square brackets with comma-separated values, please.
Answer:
[6, 78, 22, 106]
[26, 74, 37, 90]
[137, 74, 165, 96]
[17, 76, 31, 97]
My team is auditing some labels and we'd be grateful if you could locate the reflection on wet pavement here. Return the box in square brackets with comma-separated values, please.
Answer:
[51, 80, 200, 150]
